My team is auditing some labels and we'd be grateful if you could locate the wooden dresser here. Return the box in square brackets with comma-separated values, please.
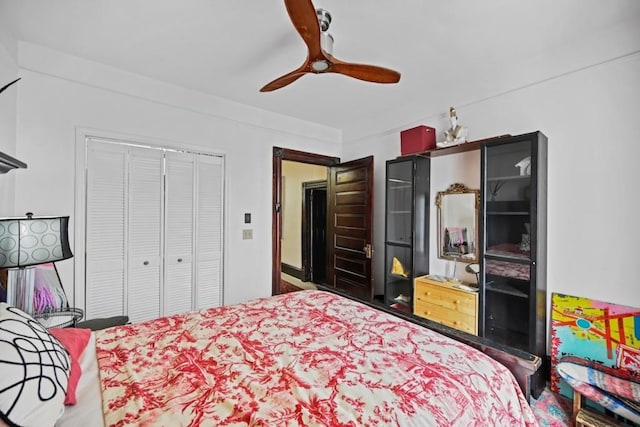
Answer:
[414, 276, 479, 335]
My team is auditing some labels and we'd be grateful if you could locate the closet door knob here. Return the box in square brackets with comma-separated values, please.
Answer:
[143, 261, 149, 265]
[177, 258, 183, 263]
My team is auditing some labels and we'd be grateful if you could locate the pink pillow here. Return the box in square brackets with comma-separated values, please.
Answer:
[49, 328, 92, 405]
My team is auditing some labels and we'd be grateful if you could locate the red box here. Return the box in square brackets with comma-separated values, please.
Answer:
[400, 125, 436, 155]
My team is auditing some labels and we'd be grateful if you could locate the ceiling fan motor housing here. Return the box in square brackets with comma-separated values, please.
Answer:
[312, 8, 333, 72]
[316, 8, 331, 31]
[320, 31, 333, 55]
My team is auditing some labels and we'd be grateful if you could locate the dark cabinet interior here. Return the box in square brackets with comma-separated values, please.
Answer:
[480, 131, 547, 398]
[383, 155, 430, 313]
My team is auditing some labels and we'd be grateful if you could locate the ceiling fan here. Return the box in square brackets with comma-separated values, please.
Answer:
[260, 0, 401, 92]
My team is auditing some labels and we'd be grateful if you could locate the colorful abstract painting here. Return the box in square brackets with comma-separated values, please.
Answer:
[550, 292, 640, 397]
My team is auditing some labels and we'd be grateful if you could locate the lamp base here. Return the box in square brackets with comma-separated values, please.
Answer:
[5, 267, 36, 314]
[5, 263, 70, 316]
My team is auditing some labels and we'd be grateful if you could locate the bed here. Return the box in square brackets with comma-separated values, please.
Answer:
[2, 290, 538, 426]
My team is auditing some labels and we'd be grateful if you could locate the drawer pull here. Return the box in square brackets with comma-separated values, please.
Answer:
[143, 261, 149, 266]
[454, 300, 461, 304]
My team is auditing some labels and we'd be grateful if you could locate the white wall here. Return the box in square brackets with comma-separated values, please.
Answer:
[429, 151, 480, 283]
[343, 53, 640, 324]
[13, 43, 341, 309]
[0, 30, 19, 216]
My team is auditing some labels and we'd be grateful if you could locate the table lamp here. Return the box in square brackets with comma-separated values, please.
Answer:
[0, 212, 73, 315]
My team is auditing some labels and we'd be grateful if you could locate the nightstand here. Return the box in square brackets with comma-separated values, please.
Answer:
[414, 275, 479, 335]
[33, 310, 130, 331]
[75, 315, 130, 331]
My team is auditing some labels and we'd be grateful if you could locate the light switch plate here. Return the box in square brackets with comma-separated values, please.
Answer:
[242, 229, 253, 240]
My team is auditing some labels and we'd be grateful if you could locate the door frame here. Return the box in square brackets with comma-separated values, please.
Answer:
[272, 147, 339, 296]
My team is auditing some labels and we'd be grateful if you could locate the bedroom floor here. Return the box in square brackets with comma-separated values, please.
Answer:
[530, 386, 573, 426]
[281, 273, 317, 291]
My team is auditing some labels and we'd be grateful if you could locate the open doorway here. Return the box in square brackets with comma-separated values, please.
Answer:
[272, 147, 374, 300]
[303, 180, 327, 284]
[272, 148, 339, 296]
[280, 161, 328, 289]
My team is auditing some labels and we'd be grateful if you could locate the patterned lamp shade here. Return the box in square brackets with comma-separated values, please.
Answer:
[0, 214, 73, 268]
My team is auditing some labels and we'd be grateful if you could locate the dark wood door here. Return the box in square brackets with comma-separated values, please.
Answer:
[326, 156, 374, 300]
[310, 189, 327, 283]
[303, 181, 327, 284]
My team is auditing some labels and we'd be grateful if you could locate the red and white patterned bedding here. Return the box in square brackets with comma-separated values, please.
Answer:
[95, 290, 536, 426]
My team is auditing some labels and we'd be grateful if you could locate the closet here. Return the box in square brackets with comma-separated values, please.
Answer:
[84, 138, 223, 323]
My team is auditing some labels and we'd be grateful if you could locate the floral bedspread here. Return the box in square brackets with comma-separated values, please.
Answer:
[95, 290, 536, 426]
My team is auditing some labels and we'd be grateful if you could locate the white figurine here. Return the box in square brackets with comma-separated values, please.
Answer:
[443, 107, 468, 144]
[515, 156, 531, 176]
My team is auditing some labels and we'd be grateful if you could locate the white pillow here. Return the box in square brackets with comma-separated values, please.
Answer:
[0, 303, 70, 427]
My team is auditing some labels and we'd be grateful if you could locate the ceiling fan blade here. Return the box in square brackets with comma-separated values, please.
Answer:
[329, 56, 401, 84]
[260, 68, 308, 92]
[284, 0, 322, 58]
[0, 78, 21, 95]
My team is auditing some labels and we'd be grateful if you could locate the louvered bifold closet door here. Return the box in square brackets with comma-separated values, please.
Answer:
[164, 151, 195, 316]
[127, 147, 163, 322]
[195, 155, 223, 309]
[85, 140, 126, 319]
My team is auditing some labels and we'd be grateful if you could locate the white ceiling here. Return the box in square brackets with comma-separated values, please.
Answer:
[1, 0, 639, 141]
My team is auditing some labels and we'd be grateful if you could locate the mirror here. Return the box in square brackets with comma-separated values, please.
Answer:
[436, 183, 480, 262]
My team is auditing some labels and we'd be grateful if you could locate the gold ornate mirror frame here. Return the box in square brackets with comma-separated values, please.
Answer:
[435, 183, 481, 263]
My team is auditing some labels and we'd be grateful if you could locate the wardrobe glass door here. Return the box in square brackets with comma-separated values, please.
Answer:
[481, 131, 547, 399]
[384, 158, 415, 311]
[383, 155, 429, 313]
[483, 139, 533, 351]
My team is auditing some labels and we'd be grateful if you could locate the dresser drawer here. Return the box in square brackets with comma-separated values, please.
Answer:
[414, 280, 477, 317]
[414, 300, 477, 335]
